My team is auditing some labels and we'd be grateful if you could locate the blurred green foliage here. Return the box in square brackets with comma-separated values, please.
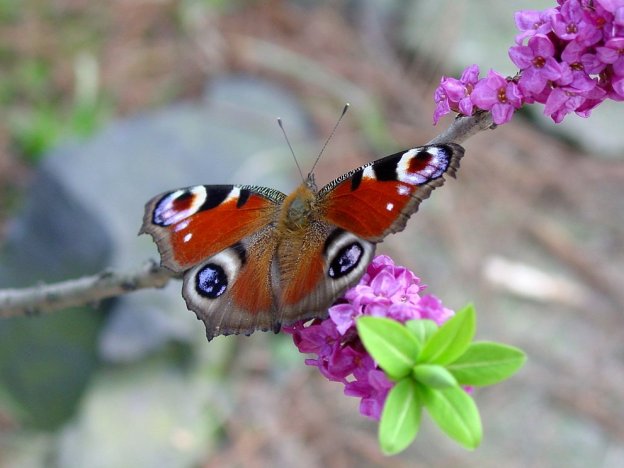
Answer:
[4, 56, 112, 162]
[1, 3, 115, 163]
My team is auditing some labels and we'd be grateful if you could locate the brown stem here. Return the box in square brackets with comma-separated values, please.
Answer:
[428, 110, 494, 145]
[0, 260, 173, 318]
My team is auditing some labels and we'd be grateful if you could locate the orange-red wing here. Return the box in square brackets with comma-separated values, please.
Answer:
[319, 144, 464, 242]
[181, 226, 280, 340]
[229, 232, 276, 313]
[141, 184, 284, 271]
[276, 233, 326, 307]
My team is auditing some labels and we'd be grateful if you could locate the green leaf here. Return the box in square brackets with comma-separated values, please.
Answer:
[419, 384, 482, 450]
[379, 379, 422, 455]
[418, 304, 476, 365]
[447, 341, 527, 386]
[405, 319, 437, 346]
[412, 364, 457, 389]
[10, 106, 63, 161]
[357, 317, 419, 379]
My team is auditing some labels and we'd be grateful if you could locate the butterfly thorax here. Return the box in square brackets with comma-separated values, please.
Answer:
[279, 183, 318, 233]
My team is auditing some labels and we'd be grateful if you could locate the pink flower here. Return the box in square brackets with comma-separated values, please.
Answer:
[416, 294, 455, 325]
[552, 0, 602, 45]
[584, 1, 617, 35]
[283, 255, 454, 421]
[514, 9, 556, 44]
[471, 70, 524, 124]
[433, 65, 480, 124]
[611, 75, 624, 99]
[543, 63, 607, 122]
[544, 87, 586, 122]
[596, 0, 624, 25]
[561, 40, 606, 74]
[510, 35, 563, 94]
[433, 0, 624, 125]
[344, 356, 394, 420]
[596, 37, 624, 76]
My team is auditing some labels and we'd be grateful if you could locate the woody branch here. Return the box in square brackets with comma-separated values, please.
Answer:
[0, 111, 494, 319]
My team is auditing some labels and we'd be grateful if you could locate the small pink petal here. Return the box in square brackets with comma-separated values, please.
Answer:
[509, 45, 534, 69]
[329, 303, 360, 335]
[460, 64, 480, 84]
[491, 102, 515, 124]
[530, 34, 556, 57]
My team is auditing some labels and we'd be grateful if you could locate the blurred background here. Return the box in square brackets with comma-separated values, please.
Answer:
[1, 0, 623, 467]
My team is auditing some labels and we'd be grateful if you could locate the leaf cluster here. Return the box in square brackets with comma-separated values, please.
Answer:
[356, 305, 526, 455]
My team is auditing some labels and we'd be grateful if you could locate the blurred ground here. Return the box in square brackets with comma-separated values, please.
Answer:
[1, 1, 623, 467]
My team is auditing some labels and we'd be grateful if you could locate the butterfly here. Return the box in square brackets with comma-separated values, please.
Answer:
[140, 143, 464, 340]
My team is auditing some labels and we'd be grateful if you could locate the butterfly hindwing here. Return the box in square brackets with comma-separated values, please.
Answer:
[182, 226, 279, 340]
[319, 143, 464, 242]
[276, 226, 376, 325]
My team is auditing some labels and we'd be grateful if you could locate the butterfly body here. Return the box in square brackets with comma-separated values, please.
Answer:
[141, 143, 464, 340]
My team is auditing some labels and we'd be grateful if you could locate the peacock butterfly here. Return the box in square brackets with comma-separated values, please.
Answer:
[140, 142, 464, 340]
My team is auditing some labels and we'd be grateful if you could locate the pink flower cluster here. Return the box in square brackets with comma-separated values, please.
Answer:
[434, 0, 624, 125]
[283, 256, 454, 420]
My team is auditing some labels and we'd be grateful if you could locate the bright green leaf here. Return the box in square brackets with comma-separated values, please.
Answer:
[419, 384, 482, 450]
[418, 304, 476, 365]
[357, 317, 419, 379]
[405, 319, 437, 346]
[412, 364, 457, 389]
[379, 379, 422, 455]
[447, 341, 527, 386]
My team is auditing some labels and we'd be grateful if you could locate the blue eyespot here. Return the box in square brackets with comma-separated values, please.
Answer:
[196, 264, 228, 298]
[328, 242, 363, 279]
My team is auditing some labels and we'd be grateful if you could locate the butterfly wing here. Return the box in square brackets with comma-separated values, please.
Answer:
[141, 184, 285, 339]
[274, 223, 376, 325]
[318, 143, 464, 242]
[140, 184, 284, 271]
[273, 144, 464, 327]
[181, 226, 281, 339]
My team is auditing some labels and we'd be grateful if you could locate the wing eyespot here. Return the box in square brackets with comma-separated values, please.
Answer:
[328, 242, 364, 279]
[196, 264, 228, 298]
[324, 229, 374, 282]
[186, 247, 246, 302]
[153, 186, 207, 226]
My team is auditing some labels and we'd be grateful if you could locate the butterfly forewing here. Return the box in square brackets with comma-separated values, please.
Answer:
[140, 184, 285, 271]
[319, 144, 464, 242]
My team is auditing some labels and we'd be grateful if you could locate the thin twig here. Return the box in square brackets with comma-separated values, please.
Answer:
[428, 110, 494, 145]
[0, 260, 173, 318]
[0, 111, 493, 319]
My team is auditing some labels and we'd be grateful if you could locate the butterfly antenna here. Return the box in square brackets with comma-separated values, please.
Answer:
[309, 103, 350, 177]
[278, 117, 305, 184]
